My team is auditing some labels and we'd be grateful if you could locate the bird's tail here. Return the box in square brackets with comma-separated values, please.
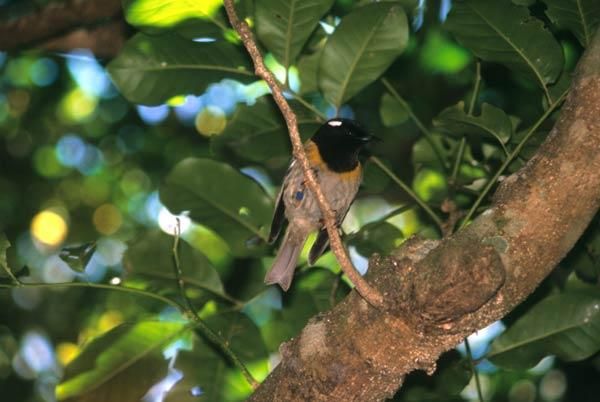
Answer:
[264, 229, 305, 291]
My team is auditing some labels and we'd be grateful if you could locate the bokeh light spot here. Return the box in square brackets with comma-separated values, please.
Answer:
[30, 58, 59, 87]
[413, 168, 448, 203]
[31, 210, 68, 246]
[60, 88, 98, 123]
[420, 30, 471, 74]
[136, 104, 169, 125]
[98, 311, 124, 333]
[93, 204, 123, 235]
[195, 106, 226, 137]
[55, 134, 86, 167]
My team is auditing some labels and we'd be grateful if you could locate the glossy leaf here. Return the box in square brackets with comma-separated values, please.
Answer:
[319, 2, 409, 107]
[348, 221, 403, 257]
[59, 242, 96, 273]
[433, 101, 513, 146]
[211, 97, 322, 166]
[166, 313, 268, 402]
[123, 230, 224, 299]
[445, 0, 564, 100]
[488, 290, 600, 369]
[57, 321, 188, 400]
[160, 158, 272, 257]
[543, 0, 600, 47]
[123, 0, 225, 31]
[107, 33, 254, 104]
[255, 0, 335, 68]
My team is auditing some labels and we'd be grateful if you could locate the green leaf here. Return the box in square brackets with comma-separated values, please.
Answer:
[166, 313, 268, 402]
[160, 158, 272, 257]
[255, 0, 335, 69]
[211, 97, 322, 166]
[123, 0, 226, 31]
[297, 50, 322, 94]
[433, 101, 513, 147]
[57, 321, 188, 400]
[59, 242, 96, 273]
[445, 0, 564, 101]
[380, 92, 410, 127]
[123, 230, 224, 299]
[348, 221, 403, 257]
[319, 2, 409, 108]
[488, 290, 600, 369]
[0, 233, 10, 278]
[543, 0, 600, 47]
[107, 33, 254, 104]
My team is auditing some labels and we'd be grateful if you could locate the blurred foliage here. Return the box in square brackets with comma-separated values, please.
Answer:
[0, 0, 599, 401]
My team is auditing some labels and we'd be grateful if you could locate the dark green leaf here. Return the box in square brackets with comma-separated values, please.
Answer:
[380, 92, 410, 127]
[319, 2, 409, 107]
[445, 0, 564, 100]
[0, 233, 9, 278]
[433, 101, 513, 146]
[297, 50, 322, 94]
[211, 97, 321, 166]
[166, 313, 268, 402]
[107, 33, 254, 104]
[160, 158, 272, 257]
[543, 0, 600, 47]
[255, 0, 335, 68]
[59, 242, 96, 273]
[349, 221, 403, 257]
[488, 290, 600, 369]
[56, 321, 188, 400]
[123, 230, 224, 299]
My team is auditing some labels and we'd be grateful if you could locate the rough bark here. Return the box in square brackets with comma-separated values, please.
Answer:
[0, 0, 124, 56]
[249, 30, 600, 402]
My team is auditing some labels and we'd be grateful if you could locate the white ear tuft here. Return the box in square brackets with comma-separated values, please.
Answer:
[327, 120, 343, 127]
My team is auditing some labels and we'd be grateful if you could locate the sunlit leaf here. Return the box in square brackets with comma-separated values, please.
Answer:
[123, 0, 224, 30]
[543, 0, 600, 47]
[123, 230, 224, 301]
[255, 0, 335, 69]
[319, 2, 409, 107]
[433, 101, 513, 146]
[211, 97, 321, 166]
[445, 0, 564, 100]
[107, 33, 254, 104]
[160, 158, 272, 257]
[488, 289, 600, 369]
[165, 313, 268, 402]
[57, 321, 188, 400]
[348, 221, 403, 257]
[59, 242, 96, 273]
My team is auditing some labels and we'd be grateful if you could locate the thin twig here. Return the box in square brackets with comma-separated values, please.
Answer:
[468, 62, 482, 116]
[0, 281, 185, 310]
[223, 0, 383, 308]
[170, 219, 259, 389]
[464, 338, 484, 402]
[369, 156, 444, 231]
[381, 77, 447, 172]
[460, 88, 569, 228]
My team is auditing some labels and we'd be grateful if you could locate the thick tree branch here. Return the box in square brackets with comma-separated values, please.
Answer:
[248, 30, 600, 401]
[223, 0, 384, 307]
[0, 0, 123, 55]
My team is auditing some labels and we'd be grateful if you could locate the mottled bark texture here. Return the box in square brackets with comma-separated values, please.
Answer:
[0, 0, 124, 57]
[249, 30, 600, 402]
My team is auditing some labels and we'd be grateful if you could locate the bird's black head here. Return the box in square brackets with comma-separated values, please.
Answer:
[311, 118, 373, 172]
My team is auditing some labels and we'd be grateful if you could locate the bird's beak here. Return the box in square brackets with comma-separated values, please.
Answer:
[368, 134, 382, 143]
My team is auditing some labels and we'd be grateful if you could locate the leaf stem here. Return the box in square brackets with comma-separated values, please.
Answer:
[370, 156, 444, 231]
[381, 77, 447, 172]
[460, 89, 568, 228]
[171, 219, 259, 389]
[465, 338, 484, 402]
[468, 61, 482, 116]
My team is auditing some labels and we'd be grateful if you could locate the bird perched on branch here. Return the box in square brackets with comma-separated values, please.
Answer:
[265, 118, 374, 291]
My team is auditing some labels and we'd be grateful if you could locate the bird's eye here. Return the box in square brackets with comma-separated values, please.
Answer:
[327, 120, 343, 127]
